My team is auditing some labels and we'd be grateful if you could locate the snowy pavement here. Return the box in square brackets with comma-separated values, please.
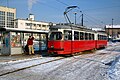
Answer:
[0, 42, 120, 80]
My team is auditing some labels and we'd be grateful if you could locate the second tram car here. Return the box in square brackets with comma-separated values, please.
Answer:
[48, 24, 107, 55]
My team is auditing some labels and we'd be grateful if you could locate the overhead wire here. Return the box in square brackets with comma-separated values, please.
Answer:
[83, 13, 105, 28]
[84, 13, 107, 25]
[36, 1, 60, 11]
[82, 5, 120, 12]
[55, 0, 69, 6]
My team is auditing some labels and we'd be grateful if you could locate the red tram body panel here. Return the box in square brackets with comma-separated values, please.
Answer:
[48, 40, 97, 54]
[96, 40, 107, 49]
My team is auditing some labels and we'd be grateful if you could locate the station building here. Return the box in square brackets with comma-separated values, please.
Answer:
[105, 25, 120, 40]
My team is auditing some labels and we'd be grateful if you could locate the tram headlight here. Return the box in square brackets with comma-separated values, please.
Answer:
[51, 45, 54, 49]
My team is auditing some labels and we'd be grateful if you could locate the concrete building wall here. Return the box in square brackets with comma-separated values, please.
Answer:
[15, 19, 50, 31]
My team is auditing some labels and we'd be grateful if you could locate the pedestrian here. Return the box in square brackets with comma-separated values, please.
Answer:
[27, 36, 34, 55]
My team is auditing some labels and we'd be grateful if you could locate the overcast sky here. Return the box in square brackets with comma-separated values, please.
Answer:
[0, 0, 120, 28]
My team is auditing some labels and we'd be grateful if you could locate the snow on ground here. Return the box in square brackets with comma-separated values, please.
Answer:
[107, 41, 120, 80]
[108, 56, 120, 80]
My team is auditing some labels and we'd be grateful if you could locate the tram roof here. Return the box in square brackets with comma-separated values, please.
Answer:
[0, 27, 49, 34]
[50, 24, 96, 32]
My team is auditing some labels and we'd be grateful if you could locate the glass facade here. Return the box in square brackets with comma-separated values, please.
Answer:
[0, 11, 5, 27]
[7, 12, 14, 28]
[0, 11, 15, 28]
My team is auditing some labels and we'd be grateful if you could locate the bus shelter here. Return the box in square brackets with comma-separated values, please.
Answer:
[0, 27, 48, 56]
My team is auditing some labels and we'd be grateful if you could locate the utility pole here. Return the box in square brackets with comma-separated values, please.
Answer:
[112, 18, 114, 40]
[81, 14, 83, 26]
[74, 12, 77, 25]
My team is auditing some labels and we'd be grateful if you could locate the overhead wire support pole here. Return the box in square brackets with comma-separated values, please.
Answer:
[81, 14, 83, 26]
[112, 18, 114, 40]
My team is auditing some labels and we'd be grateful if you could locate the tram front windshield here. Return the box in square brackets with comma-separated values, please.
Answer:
[49, 32, 62, 40]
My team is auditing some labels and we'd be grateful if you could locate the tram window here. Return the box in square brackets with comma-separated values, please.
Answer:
[80, 32, 84, 40]
[102, 35, 107, 40]
[102, 36, 104, 40]
[101, 35, 103, 40]
[49, 32, 62, 40]
[98, 35, 100, 40]
[64, 30, 72, 40]
[89, 33, 92, 40]
[100, 35, 102, 40]
[105, 36, 107, 40]
[85, 33, 88, 40]
[74, 31, 79, 40]
[92, 34, 94, 40]
[99, 35, 103, 40]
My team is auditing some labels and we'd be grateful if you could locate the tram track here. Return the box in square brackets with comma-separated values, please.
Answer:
[0, 57, 65, 77]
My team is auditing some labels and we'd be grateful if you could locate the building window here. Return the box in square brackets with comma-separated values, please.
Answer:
[42, 25, 46, 27]
[37, 24, 41, 27]
[6, 12, 14, 28]
[0, 16, 5, 20]
[0, 11, 5, 15]
[33, 24, 36, 26]
[25, 23, 31, 26]
[7, 12, 14, 17]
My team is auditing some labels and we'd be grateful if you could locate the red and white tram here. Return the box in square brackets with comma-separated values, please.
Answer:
[48, 24, 107, 55]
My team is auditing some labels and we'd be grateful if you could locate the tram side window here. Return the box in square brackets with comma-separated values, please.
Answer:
[92, 34, 94, 40]
[74, 31, 79, 40]
[64, 30, 72, 40]
[100, 35, 102, 40]
[98, 35, 100, 40]
[85, 33, 88, 40]
[89, 33, 92, 40]
[80, 32, 84, 40]
[104, 36, 107, 40]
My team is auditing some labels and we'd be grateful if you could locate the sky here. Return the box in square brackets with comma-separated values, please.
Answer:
[0, 0, 120, 28]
